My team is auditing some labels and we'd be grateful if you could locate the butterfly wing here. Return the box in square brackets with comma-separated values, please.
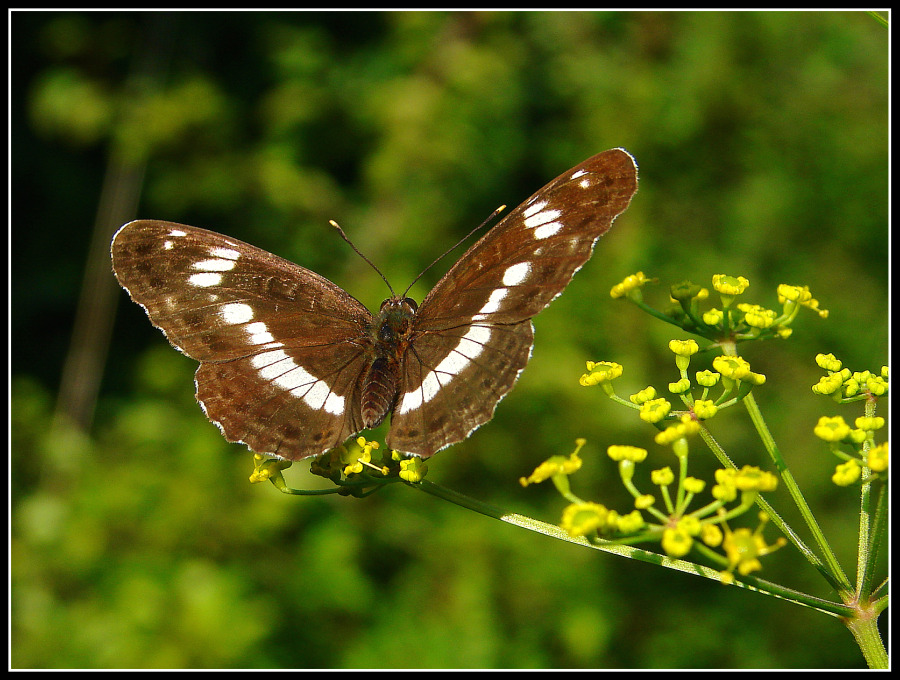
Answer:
[111, 220, 374, 460]
[388, 148, 639, 456]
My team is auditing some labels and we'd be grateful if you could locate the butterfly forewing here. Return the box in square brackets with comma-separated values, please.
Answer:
[414, 149, 638, 329]
[389, 149, 638, 455]
[111, 220, 374, 458]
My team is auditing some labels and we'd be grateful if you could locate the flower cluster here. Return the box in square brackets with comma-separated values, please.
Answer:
[302, 437, 429, 495]
[610, 272, 828, 344]
[812, 354, 889, 401]
[814, 416, 888, 486]
[810, 356, 888, 487]
[553, 272, 846, 578]
[580, 335, 766, 435]
[521, 437, 785, 577]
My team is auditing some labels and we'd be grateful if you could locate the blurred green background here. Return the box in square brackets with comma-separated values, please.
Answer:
[12, 11, 887, 669]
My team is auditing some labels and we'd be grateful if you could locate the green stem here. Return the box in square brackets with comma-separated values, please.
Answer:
[412, 479, 854, 618]
[718, 341, 851, 592]
[859, 481, 888, 599]
[741, 391, 851, 591]
[846, 611, 889, 669]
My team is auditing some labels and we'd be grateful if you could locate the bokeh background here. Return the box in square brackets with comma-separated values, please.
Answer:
[12, 11, 888, 669]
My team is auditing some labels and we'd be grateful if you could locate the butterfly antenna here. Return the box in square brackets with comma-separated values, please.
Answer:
[329, 220, 396, 296]
[402, 204, 506, 297]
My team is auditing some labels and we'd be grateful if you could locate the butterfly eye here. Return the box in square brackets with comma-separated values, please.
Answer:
[402, 297, 418, 313]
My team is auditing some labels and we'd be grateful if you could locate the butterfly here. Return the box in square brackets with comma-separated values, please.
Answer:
[111, 148, 638, 460]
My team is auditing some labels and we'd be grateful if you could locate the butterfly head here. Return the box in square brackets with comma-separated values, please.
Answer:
[375, 296, 418, 344]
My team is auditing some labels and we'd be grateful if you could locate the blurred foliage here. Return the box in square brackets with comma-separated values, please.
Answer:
[12, 10, 887, 669]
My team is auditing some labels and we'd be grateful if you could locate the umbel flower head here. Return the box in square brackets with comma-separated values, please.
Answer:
[612, 272, 827, 344]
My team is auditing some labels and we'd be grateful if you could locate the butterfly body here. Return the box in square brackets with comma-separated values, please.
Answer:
[112, 148, 638, 460]
[360, 296, 418, 429]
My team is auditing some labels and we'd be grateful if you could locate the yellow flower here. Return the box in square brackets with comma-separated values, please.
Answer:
[580, 361, 623, 386]
[832, 460, 861, 486]
[814, 416, 851, 442]
[249, 454, 292, 484]
[654, 415, 700, 446]
[519, 451, 583, 486]
[610, 271, 652, 298]
[693, 399, 718, 420]
[712, 466, 778, 495]
[712, 274, 750, 296]
[710, 466, 777, 499]
[560, 502, 610, 538]
[848, 429, 868, 444]
[737, 303, 777, 329]
[635, 494, 655, 510]
[842, 378, 860, 397]
[399, 457, 428, 483]
[629, 386, 658, 404]
[669, 339, 700, 357]
[815, 353, 843, 372]
[855, 417, 884, 431]
[617, 510, 646, 533]
[712, 479, 738, 503]
[670, 281, 707, 302]
[812, 373, 844, 396]
[651, 466, 675, 486]
[777, 283, 811, 304]
[703, 308, 724, 325]
[695, 370, 720, 387]
[340, 437, 380, 475]
[639, 398, 671, 424]
[866, 443, 888, 472]
[777, 284, 828, 318]
[722, 528, 763, 575]
[701, 523, 723, 547]
[679, 515, 702, 536]
[745, 371, 766, 386]
[718, 512, 787, 576]
[668, 378, 691, 394]
[662, 525, 694, 558]
[713, 355, 752, 381]
[775, 327, 793, 339]
[865, 375, 888, 396]
[607, 445, 648, 463]
[683, 477, 706, 494]
[731, 465, 778, 492]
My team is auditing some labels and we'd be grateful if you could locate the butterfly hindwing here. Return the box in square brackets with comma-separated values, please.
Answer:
[111, 220, 374, 458]
[388, 321, 534, 456]
[194, 342, 370, 458]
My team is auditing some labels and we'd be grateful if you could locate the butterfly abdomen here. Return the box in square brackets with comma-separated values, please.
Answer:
[360, 356, 400, 429]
